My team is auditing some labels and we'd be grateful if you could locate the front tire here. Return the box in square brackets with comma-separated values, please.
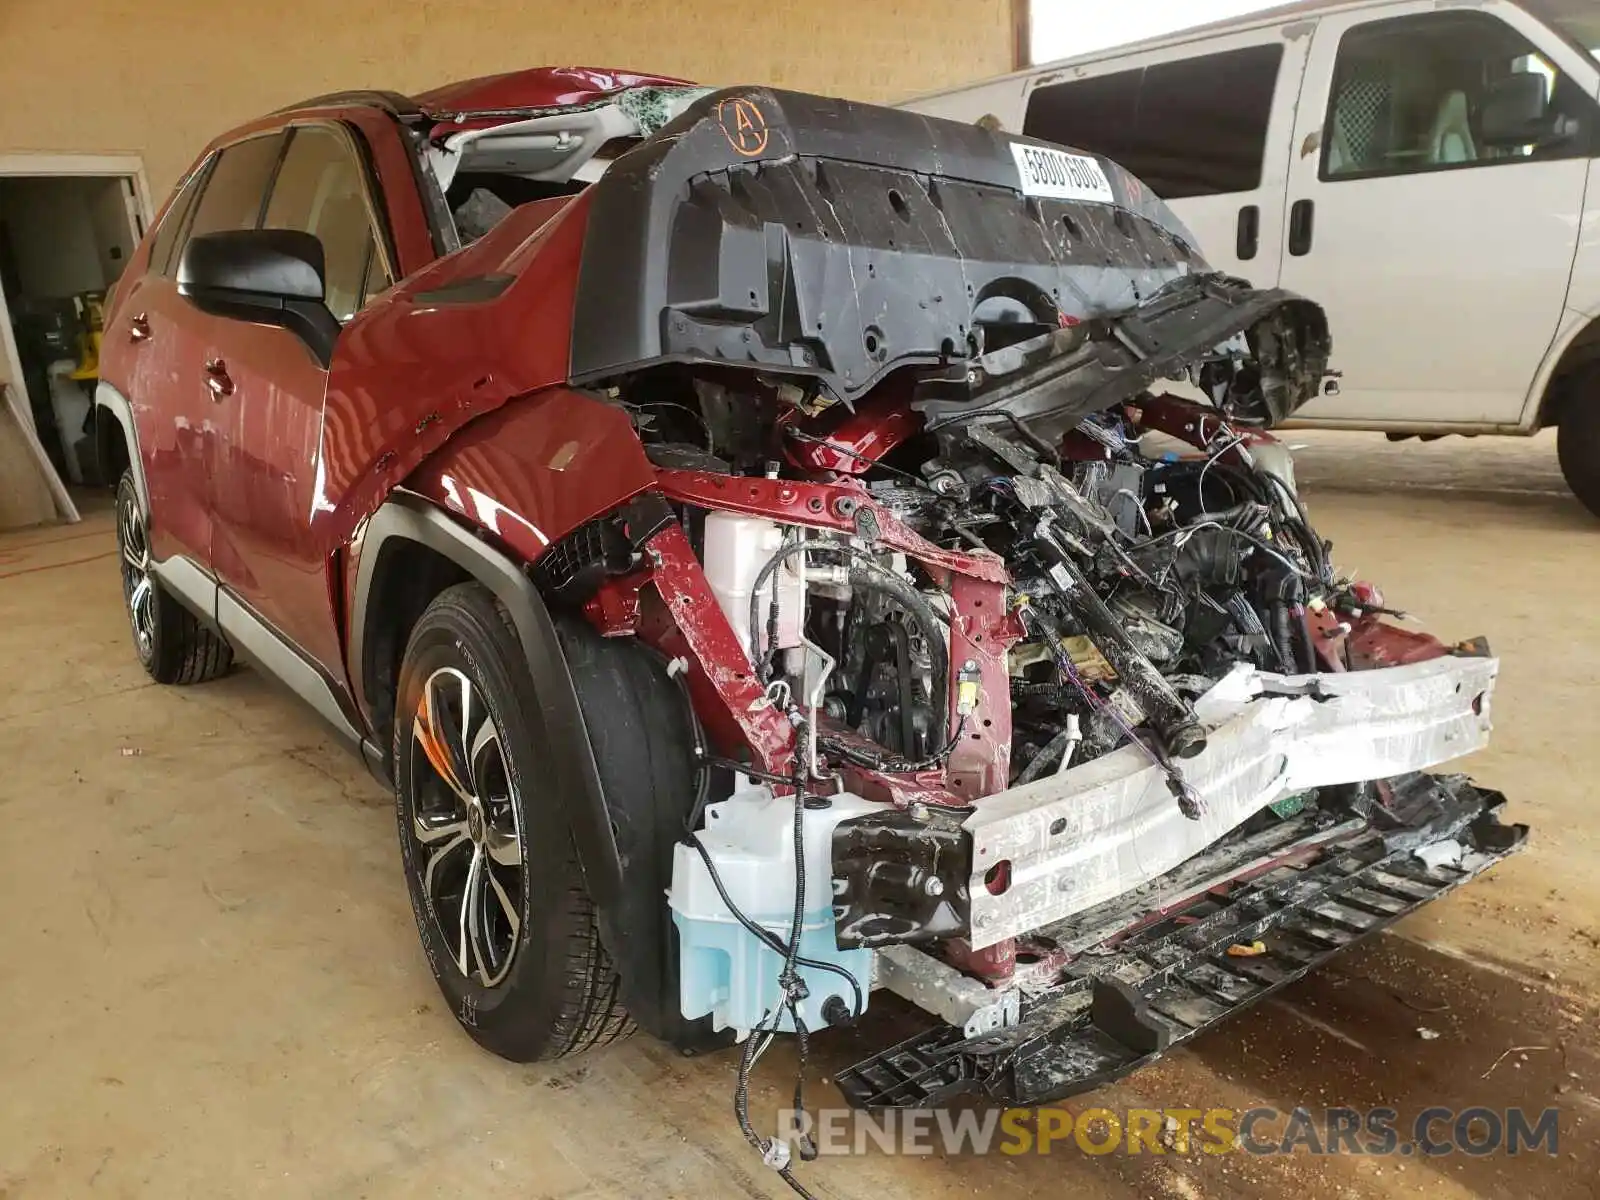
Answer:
[394, 582, 631, 1061]
[115, 470, 233, 685]
[1557, 388, 1600, 519]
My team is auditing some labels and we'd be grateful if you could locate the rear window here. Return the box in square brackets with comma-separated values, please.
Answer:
[1024, 44, 1284, 199]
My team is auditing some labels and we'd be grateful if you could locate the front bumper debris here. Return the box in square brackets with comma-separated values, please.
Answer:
[837, 773, 1526, 1108]
[963, 656, 1498, 949]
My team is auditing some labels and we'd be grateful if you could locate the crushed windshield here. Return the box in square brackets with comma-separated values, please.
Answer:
[438, 85, 714, 243]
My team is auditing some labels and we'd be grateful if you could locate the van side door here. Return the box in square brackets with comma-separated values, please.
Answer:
[1278, 1, 1600, 427]
[1020, 26, 1312, 286]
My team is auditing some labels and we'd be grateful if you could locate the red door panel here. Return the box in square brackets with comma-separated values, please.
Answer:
[206, 319, 343, 675]
[120, 274, 219, 571]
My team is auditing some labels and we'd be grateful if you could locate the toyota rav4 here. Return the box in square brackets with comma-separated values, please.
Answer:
[96, 67, 1525, 1181]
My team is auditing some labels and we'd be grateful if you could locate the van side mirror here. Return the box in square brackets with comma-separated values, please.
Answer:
[1481, 72, 1555, 148]
[177, 229, 340, 366]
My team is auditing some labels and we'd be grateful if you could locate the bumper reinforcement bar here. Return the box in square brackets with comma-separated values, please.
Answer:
[836, 774, 1526, 1108]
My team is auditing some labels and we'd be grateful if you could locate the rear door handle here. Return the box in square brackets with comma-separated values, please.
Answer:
[1236, 205, 1261, 262]
[129, 313, 151, 342]
[204, 358, 234, 401]
[1289, 199, 1316, 257]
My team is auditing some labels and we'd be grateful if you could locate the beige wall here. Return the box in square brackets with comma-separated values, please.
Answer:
[0, 0, 1012, 202]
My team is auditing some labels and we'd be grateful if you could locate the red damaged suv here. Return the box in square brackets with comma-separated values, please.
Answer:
[97, 66, 1523, 1136]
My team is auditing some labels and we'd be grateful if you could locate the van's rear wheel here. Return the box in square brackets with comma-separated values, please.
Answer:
[1557, 387, 1600, 519]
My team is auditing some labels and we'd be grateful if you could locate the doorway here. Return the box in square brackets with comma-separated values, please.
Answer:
[0, 154, 154, 527]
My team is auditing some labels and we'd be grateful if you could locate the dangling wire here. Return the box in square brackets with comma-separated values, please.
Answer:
[1018, 601, 1204, 819]
[686, 718, 858, 1198]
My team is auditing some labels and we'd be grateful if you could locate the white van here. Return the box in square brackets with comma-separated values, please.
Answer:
[901, 0, 1600, 515]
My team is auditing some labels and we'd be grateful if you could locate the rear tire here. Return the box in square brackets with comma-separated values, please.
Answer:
[1558, 389, 1600, 519]
[115, 470, 233, 685]
[394, 582, 632, 1061]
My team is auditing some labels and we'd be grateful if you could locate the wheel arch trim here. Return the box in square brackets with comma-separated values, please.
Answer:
[1526, 309, 1600, 429]
[93, 382, 149, 509]
[351, 492, 624, 908]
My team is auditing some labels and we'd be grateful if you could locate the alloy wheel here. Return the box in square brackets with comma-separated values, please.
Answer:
[408, 666, 525, 988]
[117, 488, 155, 660]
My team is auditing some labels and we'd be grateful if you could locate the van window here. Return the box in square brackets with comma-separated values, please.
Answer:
[1023, 45, 1284, 200]
[1323, 11, 1600, 180]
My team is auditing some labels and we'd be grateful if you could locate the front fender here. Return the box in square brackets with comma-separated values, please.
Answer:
[312, 192, 591, 559]
[404, 386, 656, 565]
[351, 492, 624, 908]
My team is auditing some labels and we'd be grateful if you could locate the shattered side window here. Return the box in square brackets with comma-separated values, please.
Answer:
[1323, 10, 1600, 181]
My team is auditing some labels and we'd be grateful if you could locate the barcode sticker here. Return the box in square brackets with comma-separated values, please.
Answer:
[1010, 143, 1115, 204]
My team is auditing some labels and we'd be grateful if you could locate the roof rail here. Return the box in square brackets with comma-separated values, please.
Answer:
[272, 89, 424, 119]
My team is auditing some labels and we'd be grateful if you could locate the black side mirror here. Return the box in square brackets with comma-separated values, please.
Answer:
[1481, 72, 1555, 147]
[177, 229, 340, 366]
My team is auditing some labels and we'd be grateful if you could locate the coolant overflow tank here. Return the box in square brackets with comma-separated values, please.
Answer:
[670, 785, 877, 1036]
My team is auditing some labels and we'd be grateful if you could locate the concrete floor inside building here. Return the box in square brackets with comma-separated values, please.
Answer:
[2, 431, 1597, 1199]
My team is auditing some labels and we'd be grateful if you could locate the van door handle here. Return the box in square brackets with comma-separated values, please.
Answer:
[1236, 205, 1261, 261]
[1289, 199, 1316, 256]
[128, 313, 151, 342]
[204, 358, 235, 401]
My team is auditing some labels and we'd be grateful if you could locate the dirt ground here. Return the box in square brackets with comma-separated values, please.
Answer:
[1, 429, 1596, 1199]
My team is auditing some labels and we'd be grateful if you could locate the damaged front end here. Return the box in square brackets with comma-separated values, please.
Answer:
[551, 87, 1525, 1116]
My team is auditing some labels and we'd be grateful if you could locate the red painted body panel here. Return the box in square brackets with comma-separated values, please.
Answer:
[415, 66, 694, 115]
[101, 102, 448, 658]
[107, 101, 591, 689]
[338, 106, 440, 278]
[944, 576, 1019, 801]
[416, 66, 697, 139]
[404, 387, 657, 567]
[115, 273, 219, 567]
[1308, 606, 1351, 672]
[637, 524, 798, 771]
[654, 470, 1009, 586]
[1345, 617, 1453, 669]
[209, 318, 345, 671]
[314, 190, 590, 562]
[784, 388, 923, 476]
[1134, 392, 1282, 460]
